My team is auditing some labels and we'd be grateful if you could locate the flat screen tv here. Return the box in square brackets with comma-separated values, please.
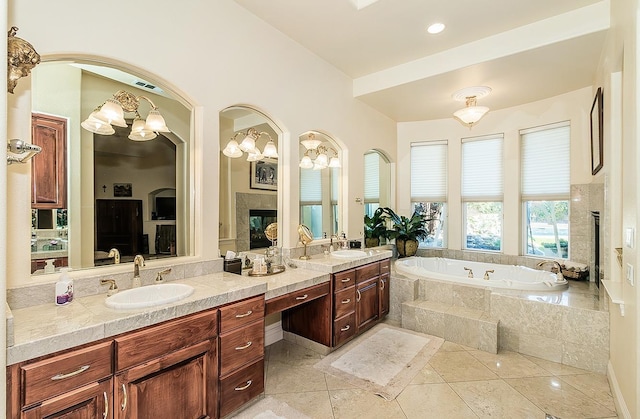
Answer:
[156, 197, 176, 220]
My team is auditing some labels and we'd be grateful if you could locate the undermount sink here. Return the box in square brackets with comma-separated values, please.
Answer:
[105, 283, 194, 310]
[331, 249, 368, 259]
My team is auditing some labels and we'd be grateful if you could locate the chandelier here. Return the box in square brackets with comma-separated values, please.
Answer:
[452, 86, 491, 128]
[222, 128, 278, 161]
[81, 90, 170, 141]
[299, 133, 341, 170]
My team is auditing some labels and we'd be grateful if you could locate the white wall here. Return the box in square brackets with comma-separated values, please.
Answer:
[397, 87, 593, 255]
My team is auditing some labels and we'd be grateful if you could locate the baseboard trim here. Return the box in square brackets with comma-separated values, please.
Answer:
[608, 360, 632, 419]
[265, 320, 283, 346]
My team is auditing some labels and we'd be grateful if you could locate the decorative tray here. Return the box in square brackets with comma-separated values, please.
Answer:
[247, 265, 286, 277]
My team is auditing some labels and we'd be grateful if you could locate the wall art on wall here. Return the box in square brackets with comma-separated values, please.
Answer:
[590, 87, 604, 175]
[113, 183, 133, 197]
[250, 158, 278, 191]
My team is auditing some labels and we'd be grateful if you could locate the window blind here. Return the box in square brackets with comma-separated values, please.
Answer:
[462, 135, 503, 201]
[300, 168, 322, 204]
[521, 122, 570, 200]
[411, 141, 447, 202]
[364, 152, 380, 202]
[331, 167, 339, 203]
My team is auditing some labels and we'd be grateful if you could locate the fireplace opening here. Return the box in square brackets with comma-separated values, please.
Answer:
[591, 211, 600, 288]
[250, 209, 277, 249]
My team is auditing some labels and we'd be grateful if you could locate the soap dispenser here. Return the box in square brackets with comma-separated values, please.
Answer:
[55, 268, 74, 305]
[44, 259, 55, 274]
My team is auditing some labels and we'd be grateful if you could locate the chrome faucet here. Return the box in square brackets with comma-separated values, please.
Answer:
[133, 255, 145, 288]
[339, 232, 349, 249]
[108, 248, 120, 264]
[536, 260, 564, 281]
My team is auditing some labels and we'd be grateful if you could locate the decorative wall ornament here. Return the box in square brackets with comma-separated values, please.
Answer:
[7, 26, 40, 94]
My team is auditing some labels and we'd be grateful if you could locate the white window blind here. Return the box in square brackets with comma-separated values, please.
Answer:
[331, 167, 339, 203]
[462, 135, 503, 201]
[364, 152, 380, 202]
[411, 141, 447, 202]
[300, 168, 321, 204]
[521, 122, 570, 200]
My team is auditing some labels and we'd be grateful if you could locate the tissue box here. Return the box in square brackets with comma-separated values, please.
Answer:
[223, 258, 242, 275]
[349, 240, 362, 249]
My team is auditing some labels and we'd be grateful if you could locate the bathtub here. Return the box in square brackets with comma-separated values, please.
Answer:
[395, 257, 569, 291]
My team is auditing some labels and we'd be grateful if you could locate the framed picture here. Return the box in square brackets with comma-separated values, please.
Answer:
[113, 183, 133, 197]
[250, 158, 278, 191]
[590, 87, 604, 175]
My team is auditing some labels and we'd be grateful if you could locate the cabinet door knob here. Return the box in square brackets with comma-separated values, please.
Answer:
[235, 380, 253, 391]
[380, 280, 385, 290]
[51, 365, 90, 381]
[235, 341, 253, 350]
[103, 391, 108, 419]
[121, 383, 127, 411]
[295, 294, 308, 300]
[341, 277, 351, 283]
[341, 325, 350, 332]
[235, 310, 253, 318]
[341, 298, 351, 304]
[356, 289, 361, 302]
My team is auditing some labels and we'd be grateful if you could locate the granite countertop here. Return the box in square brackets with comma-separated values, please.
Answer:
[7, 249, 392, 365]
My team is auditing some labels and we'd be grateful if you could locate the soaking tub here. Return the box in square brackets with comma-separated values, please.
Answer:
[395, 257, 569, 291]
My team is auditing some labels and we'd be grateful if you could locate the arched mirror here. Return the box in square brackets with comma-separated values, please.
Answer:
[299, 131, 342, 239]
[29, 61, 192, 275]
[363, 149, 392, 217]
[219, 107, 281, 253]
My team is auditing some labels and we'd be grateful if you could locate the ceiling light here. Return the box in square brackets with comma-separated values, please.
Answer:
[222, 127, 278, 161]
[427, 23, 445, 34]
[452, 86, 492, 128]
[81, 90, 170, 140]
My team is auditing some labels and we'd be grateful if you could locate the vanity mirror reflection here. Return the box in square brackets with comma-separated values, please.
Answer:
[29, 61, 192, 275]
[219, 106, 281, 254]
[299, 131, 342, 239]
[363, 149, 392, 218]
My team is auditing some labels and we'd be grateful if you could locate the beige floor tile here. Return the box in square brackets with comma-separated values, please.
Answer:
[449, 379, 545, 418]
[468, 350, 551, 378]
[265, 359, 328, 394]
[439, 341, 471, 352]
[329, 388, 407, 419]
[408, 363, 444, 385]
[396, 383, 478, 419]
[505, 376, 617, 418]
[560, 373, 617, 412]
[324, 372, 358, 390]
[429, 351, 498, 382]
[268, 339, 324, 365]
[522, 354, 591, 375]
[270, 391, 335, 419]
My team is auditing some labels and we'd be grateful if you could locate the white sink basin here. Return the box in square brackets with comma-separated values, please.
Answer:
[331, 250, 368, 259]
[105, 283, 194, 310]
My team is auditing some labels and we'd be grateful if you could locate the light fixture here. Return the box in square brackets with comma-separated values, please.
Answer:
[222, 127, 278, 161]
[427, 22, 445, 34]
[452, 86, 491, 128]
[7, 138, 42, 165]
[81, 90, 170, 141]
[299, 133, 341, 170]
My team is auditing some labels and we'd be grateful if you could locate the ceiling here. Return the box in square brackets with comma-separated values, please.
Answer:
[233, 0, 609, 122]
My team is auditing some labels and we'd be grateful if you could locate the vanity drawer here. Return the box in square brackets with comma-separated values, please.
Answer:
[220, 295, 265, 333]
[333, 312, 356, 347]
[379, 259, 391, 274]
[265, 282, 330, 315]
[333, 269, 355, 291]
[115, 309, 217, 371]
[219, 319, 265, 377]
[356, 262, 380, 283]
[219, 358, 265, 418]
[21, 341, 113, 407]
[334, 286, 355, 319]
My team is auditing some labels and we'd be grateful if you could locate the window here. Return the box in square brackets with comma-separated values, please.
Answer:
[521, 122, 570, 258]
[364, 151, 381, 217]
[462, 135, 503, 251]
[300, 168, 323, 238]
[410, 141, 447, 247]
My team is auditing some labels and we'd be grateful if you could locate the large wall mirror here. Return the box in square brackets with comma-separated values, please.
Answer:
[29, 61, 192, 275]
[219, 106, 281, 253]
[363, 149, 392, 217]
[299, 131, 342, 239]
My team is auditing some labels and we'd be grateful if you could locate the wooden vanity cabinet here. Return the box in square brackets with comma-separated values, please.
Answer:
[22, 378, 113, 419]
[355, 263, 380, 333]
[31, 114, 67, 209]
[379, 259, 391, 316]
[332, 269, 356, 347]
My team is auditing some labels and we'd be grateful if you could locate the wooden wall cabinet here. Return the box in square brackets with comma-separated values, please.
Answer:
[31, 114, 67, 209]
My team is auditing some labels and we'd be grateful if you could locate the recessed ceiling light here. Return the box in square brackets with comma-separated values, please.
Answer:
[427, 23, 445, 34]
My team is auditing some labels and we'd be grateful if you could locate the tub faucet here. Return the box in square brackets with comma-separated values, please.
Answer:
[133, 255, 145, 288]
[108, 248, 120, 264]
[484, 269, 494, 280]
[536, 260, 564, 281]
[464, 267, 474, 278]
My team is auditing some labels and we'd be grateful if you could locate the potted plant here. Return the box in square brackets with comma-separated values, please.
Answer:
[363, 207, 389, 248]
[383, 207, 429, 257]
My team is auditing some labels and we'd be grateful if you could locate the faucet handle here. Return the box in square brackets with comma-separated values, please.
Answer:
[100, 279, 118, 296]
[483, 269, 494, 280]
[155, 268, 172, 282]
[464, 267, 474, 278]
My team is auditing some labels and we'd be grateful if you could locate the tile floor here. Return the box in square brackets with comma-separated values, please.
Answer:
[234, 335, 619, 419]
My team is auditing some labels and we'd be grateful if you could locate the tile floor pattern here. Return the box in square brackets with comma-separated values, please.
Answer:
[235, 337, 619, 419]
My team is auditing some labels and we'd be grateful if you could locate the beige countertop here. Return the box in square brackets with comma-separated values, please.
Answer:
[7, 249, 392, 365]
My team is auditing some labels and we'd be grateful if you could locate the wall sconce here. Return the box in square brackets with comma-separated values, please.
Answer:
[222, 127, 278, 161]
[452, 86, 491, 128]
[81, 90, 170, 141]
[7, 138, 42, 165]
[299, 133, 341, 170]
